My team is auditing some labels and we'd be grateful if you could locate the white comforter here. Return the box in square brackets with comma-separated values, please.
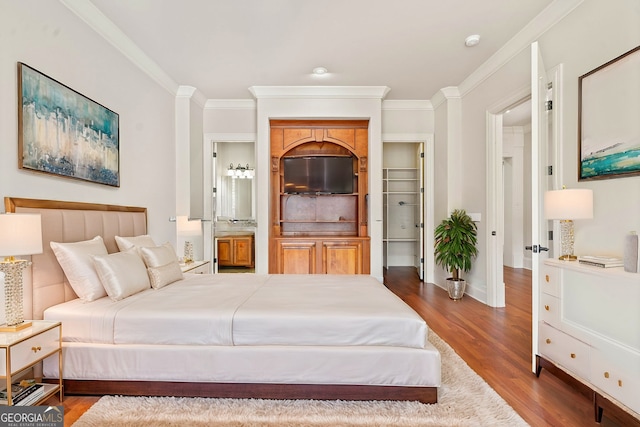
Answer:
[44, 274, 428, 349]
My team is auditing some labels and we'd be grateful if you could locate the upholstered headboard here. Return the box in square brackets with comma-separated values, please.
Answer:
[5, 197, 147, 320]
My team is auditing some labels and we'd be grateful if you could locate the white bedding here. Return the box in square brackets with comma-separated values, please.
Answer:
[44, 273, 428, 349]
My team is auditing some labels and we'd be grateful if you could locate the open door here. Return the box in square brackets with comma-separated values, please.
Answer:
[417, 143, 425, 281]
[528, 41, 552, 373]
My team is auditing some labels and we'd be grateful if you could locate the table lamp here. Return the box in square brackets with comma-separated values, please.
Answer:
[544, 188, 593, 261]
[0, 213, 43, 330]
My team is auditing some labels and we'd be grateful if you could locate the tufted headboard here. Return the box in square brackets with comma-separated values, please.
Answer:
[5, 197, 147, 320]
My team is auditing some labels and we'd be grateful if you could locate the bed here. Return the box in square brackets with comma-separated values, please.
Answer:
[7, 197, 441, 403]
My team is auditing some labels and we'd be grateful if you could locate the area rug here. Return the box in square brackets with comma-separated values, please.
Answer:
[72, 333, 528, 426]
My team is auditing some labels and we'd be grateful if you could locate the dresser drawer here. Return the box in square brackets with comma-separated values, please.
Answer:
[0, 326, 61, 375]
[539, 322, 590, 379]
[541, 265, 560, 297]
[540, 293, 560, 328]
[590, 346, 640, 414]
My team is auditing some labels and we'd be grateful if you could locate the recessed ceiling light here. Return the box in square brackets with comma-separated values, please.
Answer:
[465, 34, 480, 47]
[312, 67, 328, 76]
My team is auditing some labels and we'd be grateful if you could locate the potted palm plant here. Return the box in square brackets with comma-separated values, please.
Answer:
[434, 209, 478, 300]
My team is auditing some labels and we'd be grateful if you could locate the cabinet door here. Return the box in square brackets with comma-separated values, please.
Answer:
[217, 238, 233, 266]
[277, 240, 317, 274]
[323, 240, 362, 274]
[233, 237, 253, 267]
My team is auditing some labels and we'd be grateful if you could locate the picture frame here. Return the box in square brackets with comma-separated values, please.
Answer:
[18, 62, 120, 187]
[578, 46, 640, 181]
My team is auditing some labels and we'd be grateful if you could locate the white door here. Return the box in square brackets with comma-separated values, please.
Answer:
[529, 41, 551, 372]
[417, 143, 425, 281]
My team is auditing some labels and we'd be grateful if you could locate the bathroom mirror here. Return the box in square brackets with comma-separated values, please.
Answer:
[215, 141, 255, 221]
[220, 175, 253, 219]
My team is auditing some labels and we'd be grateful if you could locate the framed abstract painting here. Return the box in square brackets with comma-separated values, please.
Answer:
[18, 62, 120, 187]
[578, 46, 640, 181]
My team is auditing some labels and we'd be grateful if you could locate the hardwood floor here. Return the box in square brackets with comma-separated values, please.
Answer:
[46, 267, 628, 426]
[385, 266, 622, 427]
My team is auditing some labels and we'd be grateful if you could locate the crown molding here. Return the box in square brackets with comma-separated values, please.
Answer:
[60, 0, 179, 96]
[205, 99, 257, 110]
[458, 0, 584, 96]
[204, 133, 256, 143]
[248, 86, 391, 99]
[431, 86, 461, 108]
[382, 100, 433, 111]
[382, 133, 432, 142]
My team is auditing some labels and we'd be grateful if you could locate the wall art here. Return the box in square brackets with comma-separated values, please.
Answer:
[579, 46, 640, 181]
[18, 63, 120, 187]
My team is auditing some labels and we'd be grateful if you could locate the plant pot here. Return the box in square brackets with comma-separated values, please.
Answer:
[446, 278, 466, 300]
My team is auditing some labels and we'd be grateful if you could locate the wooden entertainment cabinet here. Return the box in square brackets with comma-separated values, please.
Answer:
[269, 120, 370, 274]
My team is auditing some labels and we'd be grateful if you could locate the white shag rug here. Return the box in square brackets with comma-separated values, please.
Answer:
[72, 333, 528, 426]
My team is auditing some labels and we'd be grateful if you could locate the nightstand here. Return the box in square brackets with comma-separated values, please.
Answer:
[0, 321, 63, 405]
[180, 260, 210, 274]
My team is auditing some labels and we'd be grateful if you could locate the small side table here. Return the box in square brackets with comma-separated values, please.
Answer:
[180, 260, 210, 274]
[0, 320, 63, 405]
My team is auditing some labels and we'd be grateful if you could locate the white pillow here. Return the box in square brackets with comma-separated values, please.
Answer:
[140, 243, 183, 289]
[115, 235, 156, 252]
[50, 236, 108, 302]
[147, 263, 184, 289]
[139, 242, 179, 267]
[92, 251, 151, 301]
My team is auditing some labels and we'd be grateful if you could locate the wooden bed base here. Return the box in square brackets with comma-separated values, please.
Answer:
[63, 380, 438, 403]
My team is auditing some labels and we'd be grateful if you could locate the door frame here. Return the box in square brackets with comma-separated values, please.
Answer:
[381, 134, 434, 283]
[485, 62, 563, 308]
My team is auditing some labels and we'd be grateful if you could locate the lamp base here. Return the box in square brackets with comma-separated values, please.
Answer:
[0, 321, 32, 332]
[558, 254, 578, 261]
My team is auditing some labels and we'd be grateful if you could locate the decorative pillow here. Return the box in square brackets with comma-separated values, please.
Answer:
[147, 262, 184, 289]
[139, 243, 183, 289]
[92, 251, 151, 301]
[50, 236, 108, 302]
[115, 235, 156, 252]
[139, 242, 179, 267]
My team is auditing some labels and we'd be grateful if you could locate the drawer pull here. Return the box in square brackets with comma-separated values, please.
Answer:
[545, 274, 549, 282]
[545, 338, 551, 344]
[31, 346, 41, 353]
[570, 353, 576, 359]
[604, 372, 610, 379]
[618, 380, 622, 387]
[544, 305, 550, 311]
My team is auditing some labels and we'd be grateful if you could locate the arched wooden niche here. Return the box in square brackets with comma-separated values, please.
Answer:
[269, 120, 370, 274]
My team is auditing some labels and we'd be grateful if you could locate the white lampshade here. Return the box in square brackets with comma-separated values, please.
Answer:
[0, 213, 43, 257]
[544, 189, 593, 220]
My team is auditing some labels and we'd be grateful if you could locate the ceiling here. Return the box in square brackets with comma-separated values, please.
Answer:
[83, 0, 555, 100]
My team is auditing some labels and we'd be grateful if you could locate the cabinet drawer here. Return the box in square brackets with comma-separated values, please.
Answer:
[540, 293, 560, 328]
[539, 322, 590, 379]
[590, 346, 640, 414]
[541, 265, 560, 297]
[0, 326, 60, 375]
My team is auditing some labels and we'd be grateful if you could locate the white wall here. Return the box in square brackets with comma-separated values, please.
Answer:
[450, 0, 639, 302]
[0, 1, 177, 246]
[538, 0, 640, 258]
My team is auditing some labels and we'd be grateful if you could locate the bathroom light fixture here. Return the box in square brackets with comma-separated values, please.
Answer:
[312, 67, 328, 76]
[465, 34, 480, 47]
[227, 163, 254, 179]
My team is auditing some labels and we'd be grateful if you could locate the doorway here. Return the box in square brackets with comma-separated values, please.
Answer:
[382, 142, 425, 280]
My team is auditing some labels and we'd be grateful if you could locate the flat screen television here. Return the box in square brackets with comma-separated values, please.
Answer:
[283, 156, 353, 194]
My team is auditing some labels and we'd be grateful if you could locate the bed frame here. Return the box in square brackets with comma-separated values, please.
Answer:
[7, 197, 438, 403]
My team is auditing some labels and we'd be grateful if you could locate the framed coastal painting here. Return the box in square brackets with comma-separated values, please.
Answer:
[578, 46, 640, 181]
[18, 62, 120, 187]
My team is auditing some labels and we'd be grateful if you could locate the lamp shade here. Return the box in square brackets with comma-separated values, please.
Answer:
[0, 213, 43, 257]
[544, 189, 593, 220]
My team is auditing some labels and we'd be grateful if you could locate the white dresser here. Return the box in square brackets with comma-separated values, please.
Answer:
[537, 259, 640, 423]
